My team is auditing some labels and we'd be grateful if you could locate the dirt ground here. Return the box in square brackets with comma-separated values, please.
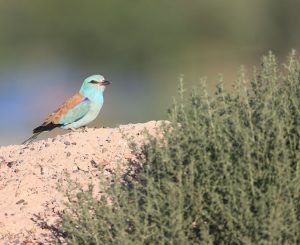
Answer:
[0, 121, 160, 244]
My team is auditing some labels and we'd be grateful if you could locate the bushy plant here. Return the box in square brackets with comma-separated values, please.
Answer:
[60, 52, 300, 244]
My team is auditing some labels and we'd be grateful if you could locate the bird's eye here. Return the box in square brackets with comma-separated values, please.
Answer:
[89, 80, 98, 84]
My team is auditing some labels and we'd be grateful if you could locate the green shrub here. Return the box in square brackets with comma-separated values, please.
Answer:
[60, 51, 300, 244]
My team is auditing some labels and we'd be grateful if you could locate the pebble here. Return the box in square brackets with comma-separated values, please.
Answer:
[90, 160, 98, 168]
[101, 148, 108, 153]
[0, 157, 6, 165]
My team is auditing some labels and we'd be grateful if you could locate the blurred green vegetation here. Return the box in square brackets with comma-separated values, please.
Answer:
[0, 0, 300, 70]
[60, 52, 300, 244]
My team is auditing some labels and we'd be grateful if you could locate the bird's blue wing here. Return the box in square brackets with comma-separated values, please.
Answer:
[58, 97, 91, 125]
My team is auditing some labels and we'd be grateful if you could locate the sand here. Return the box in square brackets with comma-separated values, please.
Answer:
[0, 121, 160, 244]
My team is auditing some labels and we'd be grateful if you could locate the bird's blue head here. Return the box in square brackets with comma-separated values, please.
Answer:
[80, 74, 110, 95]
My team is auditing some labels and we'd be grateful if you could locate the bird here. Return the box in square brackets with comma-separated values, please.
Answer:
[22, 74, 110, 144]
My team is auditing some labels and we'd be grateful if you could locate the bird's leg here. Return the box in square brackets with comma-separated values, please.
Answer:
[68, 127, 77, 132]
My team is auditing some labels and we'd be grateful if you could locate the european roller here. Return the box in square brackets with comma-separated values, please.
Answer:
[22, 74, 110, 144]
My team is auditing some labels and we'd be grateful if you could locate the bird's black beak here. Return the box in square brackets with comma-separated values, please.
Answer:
[101, 80, 111, 86]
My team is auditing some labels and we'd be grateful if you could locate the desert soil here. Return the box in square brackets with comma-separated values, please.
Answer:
[0, 121, 160, 244]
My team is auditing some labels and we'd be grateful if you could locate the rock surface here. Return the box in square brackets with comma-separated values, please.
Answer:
[0, 121, 160, 244]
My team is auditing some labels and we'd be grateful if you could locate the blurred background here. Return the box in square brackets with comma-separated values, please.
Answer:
[1, 0, 300, 145]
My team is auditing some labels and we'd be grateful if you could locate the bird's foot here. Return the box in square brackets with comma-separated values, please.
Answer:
[81, 126, 88, 132]
[67, 126, 88, 133]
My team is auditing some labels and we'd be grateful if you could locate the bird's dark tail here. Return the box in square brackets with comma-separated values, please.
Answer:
[22, 122, 62, 144]
[33, 122, 62, 133]
[22, 132, 43, 145]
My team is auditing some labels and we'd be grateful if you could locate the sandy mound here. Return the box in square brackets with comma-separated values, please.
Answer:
[0, 121, 160, 244]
